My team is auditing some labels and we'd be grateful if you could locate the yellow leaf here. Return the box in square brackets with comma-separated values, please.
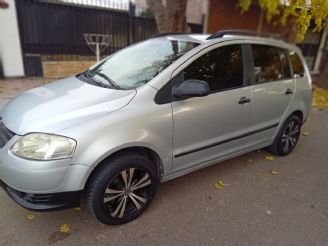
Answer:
[218, 180, 230, 186]
[59, 224, 71, 233]
[270, 170, 279, 175]
[214, 180, 230, 189]
[247, 158, 254, 164]
[73, 207, 81, 211]
[27, 214, 35, 220]
[265, 155, 274, 161]
[214, 182, 223, 189]
[302, 132, 309, 136]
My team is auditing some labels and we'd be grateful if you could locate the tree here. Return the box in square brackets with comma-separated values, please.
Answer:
[145, 0, 189, 33]
[0, 0, 9, 9]
[238, 0, 328, 43]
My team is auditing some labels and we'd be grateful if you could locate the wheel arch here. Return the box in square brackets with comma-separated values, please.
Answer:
[289, 110, 304, 123]
[84, 146, 164, 191]
[277, 109, 304, 136]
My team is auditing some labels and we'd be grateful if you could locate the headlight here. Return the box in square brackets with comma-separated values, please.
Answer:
[10, 133, 76, 160]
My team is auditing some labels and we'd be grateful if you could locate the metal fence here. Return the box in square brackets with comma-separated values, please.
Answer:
[16, 0, 203, 56]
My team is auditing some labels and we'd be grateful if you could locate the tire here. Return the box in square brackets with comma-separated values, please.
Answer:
[267, 114, 301, 156]
[86, 153, 158, 225]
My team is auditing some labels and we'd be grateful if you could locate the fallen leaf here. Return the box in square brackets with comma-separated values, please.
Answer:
[257, 150, 261, 153]
[270, 170, 279, 176]
[265, 155, 274, 161]
[49, 231, 70, 244]
[214, 180, 230, 190]
[73, 207, 81, 211]
[244, 158, 254, 167]
[96, 234, 109, 240]
[27, 214, 35, 220]
[302, 132, 309, 136]
[59, 224, 71, 233]
[220, 180, 230, 186]
[214, 182, 223, 189]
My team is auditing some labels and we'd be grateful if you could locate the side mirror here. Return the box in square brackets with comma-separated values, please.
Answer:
[173, 79, 210, 99]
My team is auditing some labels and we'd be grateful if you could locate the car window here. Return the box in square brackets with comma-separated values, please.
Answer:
[251, 44, 290, 83]
[183, 44, 244, 92]
[289, 50, 305, 77]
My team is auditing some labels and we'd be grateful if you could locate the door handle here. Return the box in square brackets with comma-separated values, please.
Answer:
[238, 97, 251, 104]
[285, 88, 293, 95]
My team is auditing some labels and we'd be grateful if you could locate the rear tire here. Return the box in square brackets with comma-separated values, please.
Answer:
[267, 115, 301, 156]
[86, 153, 158, 225]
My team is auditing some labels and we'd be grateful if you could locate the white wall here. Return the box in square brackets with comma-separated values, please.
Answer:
[0, 0, 24, 77]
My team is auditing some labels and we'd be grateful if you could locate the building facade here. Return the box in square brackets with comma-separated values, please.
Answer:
[205, 0, 328, 73]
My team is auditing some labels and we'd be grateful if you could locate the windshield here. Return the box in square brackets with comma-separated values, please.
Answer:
[83, 38, 199, 89]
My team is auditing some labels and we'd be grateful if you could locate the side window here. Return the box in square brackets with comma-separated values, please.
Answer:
[251, 44, 290, 83]
[183, 44, 244, 92]
[289, 51, 305, 77]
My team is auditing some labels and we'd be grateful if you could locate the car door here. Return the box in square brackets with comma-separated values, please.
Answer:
[247, 44, 295, 144]
[171, 43, 252, 173]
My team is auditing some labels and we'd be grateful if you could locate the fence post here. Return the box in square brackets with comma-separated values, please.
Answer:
[128, 0, 135, 45]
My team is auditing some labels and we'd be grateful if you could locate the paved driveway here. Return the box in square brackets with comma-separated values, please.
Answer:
[0, 79, 328, 245]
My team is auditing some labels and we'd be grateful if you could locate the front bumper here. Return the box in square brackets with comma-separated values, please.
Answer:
[0, 179, 81, 211]
[0, 135, 91, 193]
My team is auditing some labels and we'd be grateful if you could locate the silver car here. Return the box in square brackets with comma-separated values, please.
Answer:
[0, 30, 312, 225]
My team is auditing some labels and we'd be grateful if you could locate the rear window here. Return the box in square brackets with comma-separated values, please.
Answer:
[251, 44, 292, 83]
[289, 51, 305, 77]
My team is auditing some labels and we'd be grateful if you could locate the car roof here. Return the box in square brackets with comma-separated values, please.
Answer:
[155, 32, 300, 52]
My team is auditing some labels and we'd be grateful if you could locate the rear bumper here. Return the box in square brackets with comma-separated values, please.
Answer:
[0, 179, 81, 211]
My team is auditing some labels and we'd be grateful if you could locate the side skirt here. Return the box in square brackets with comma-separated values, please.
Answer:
[161, 139, 271, 182]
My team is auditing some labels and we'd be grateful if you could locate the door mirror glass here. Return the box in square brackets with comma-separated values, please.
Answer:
[173, 79, 210, 98]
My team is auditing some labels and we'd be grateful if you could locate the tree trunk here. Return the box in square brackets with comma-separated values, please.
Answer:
[256, 9, 264, 34]
[146, 0, 190, 33]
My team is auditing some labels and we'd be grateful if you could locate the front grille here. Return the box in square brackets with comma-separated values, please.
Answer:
[8, 188, 54, 204]
[0, 121, 15, 148]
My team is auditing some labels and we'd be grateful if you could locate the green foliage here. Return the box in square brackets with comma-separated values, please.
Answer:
[140, 8, 154, 18]
[238, 0, 328, 43]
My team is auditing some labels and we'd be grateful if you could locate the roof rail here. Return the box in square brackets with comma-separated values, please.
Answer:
[206, 29, 286, 41]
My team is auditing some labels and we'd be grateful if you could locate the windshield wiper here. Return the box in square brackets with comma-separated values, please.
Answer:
[83, 71, 111, 89]
[95, 72, 123, 90]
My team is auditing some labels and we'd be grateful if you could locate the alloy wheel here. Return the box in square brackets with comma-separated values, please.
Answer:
[103, 168, 152, 219]
[281, 119, 300, 153]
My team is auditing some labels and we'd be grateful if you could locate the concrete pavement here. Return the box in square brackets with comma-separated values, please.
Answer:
[0, 79, 327, 245]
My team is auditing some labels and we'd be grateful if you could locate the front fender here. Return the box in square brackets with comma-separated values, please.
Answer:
[58, 90, 173, 189]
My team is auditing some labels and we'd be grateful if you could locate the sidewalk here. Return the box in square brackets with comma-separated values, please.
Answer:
[0, 78, 53, 109]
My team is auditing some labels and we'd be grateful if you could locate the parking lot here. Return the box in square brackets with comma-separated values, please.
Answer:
[0, 79, 328, 245]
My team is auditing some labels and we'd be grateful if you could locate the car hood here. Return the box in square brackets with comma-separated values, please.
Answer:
[1, 77, 136, 135]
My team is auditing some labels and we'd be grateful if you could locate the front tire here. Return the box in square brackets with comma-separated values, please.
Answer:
[267, 115, 301, 156]
[86, 153, 158, 225]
